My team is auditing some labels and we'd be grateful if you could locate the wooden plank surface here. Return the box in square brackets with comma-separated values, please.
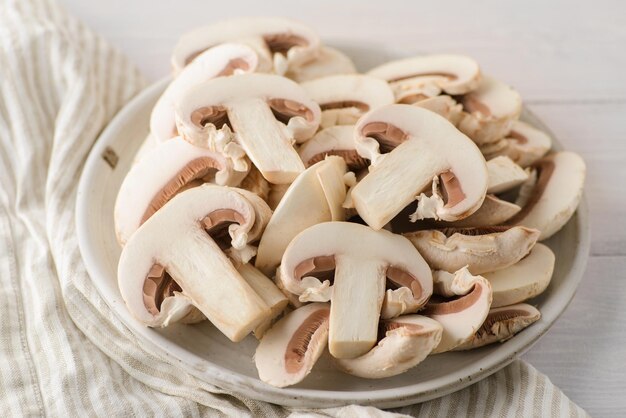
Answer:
[59, 0, 626, 415]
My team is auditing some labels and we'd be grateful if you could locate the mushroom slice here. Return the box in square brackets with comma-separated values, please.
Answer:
[255, 156, 348, 276]
[352, 104, 488, 230]
[279, 222, 432, 359]
[334, 315, 442, 379]
[413, 95, 463, 125]
[171, 17, 320, 75]
[285, 46, 356, 82]
[432, 195, 521, 228]
[481, 120, 552, 167]
[114, 138, 248, 246]
[486, 156, 529, 194]
[367, 54, 481, 103]
[509, 151, 586, 240]
[298, 125, 368, 170]
[255, 303, 330, 388]
[301, 74, 394, 129]
[176, 73, 321, 184]
[453, 303, 541, 350]
[457, 76, 522, 145]
[238, 164, 270, 202]
[118, 184, 273, 341]
[483, 243, 555, 307]
[151, 43, 270, 144]
[423, 274, 492, 353]
[404, 226, 540, 275]
[132, 133, 157, 165]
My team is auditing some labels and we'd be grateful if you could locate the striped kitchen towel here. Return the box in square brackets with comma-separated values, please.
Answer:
[0, 0, 589, 416]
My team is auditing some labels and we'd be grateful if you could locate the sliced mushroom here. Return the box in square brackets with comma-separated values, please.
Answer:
[176, 73, 321, 184]
[486, 156, 529, 194]
[118, 184, 273, 341]
[285, 46, 357, 82]
[367, 54, 481, 103]
[298, 125, 368, 170]
[255, 156, 348, 276]
[457, 76, 522, 145]
[404, 226, 539, 275]
[453, 303, 541, 350]
[279, 222, 432, 359]
[483, 243, 555, 307]
[238, 164, 270, 202]
[481, 120, 552, 167]
[413, 95, 463, 125]
[508, 151, 586, 240]
[171, 17, 320, 75]
[132, 133, 157, 165]
[151, 43, 270, 144]
[255, 303, 330, 388]
[114, 138, 248, 246]
[432, 195, 521, 228]
[351, 104, 488, 230]
[334, 315, 442, 379]
[422, 273, 492, 353]
[301, 74, 394, 129]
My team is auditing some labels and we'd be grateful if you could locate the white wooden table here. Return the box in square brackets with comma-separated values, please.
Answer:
[60, 0, 626, 415]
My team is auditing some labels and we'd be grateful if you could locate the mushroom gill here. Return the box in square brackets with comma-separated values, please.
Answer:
[285, 307, 330, 373]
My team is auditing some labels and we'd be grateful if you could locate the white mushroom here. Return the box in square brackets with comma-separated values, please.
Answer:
[238, 164, 270, 202]
[175, 73, 321, 184]
[132, 133, 157, 165]
[413, 95, 463, 125]
[151, 43, 270, 144]
[351, 104, 488, 230]
[486, 156, 529, 194]
[334, 315, 442, 379]
[171, 17, 320, 75]
[509, 151, 586, 240]
[255, 156, 348, 276]
[481, 120, 552, 167]
[285, 46, 357, 82]
[114, 137, 248, 246]
[432, 195, 521, 228]
[367, 54, 481, 103]
[301, 74, 394, 129]
[298, 125, 368, 170]
[255, 303, 330, 388]
[423, 272, 492, 353]
[483, 243, 555, 307]
[457, 76, 522, 145]
[118, 185, 273, 341]
[453, 303, 541, 350]
[278, 222, 432, 359]
[404, 226, 539, 275]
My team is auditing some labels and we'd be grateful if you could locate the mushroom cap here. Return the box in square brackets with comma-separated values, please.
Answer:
[510, 151, 586, 240]
[171, 17, 320, 74]
[483, 243, 555, 307]
[301, 74, 395, 129]
[453, 303, 541, 350]
[482, 120, 552, 167]
[255, 156, 347, 277]
[151, 43, 269, 144]
[255, 303, 330, 388]
[285, 46, 357, 83]
[334, 315, 442, 379]
[367, 54, 481, 102]
[352, 104, 488, 229]
[404, 226, 540, 275]
[486, 156, 529, 194]
[114, 137, 247, 246]
[298, 125, 368, 170]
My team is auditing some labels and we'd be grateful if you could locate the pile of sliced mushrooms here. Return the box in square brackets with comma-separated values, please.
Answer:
[115, 17, 586, 388]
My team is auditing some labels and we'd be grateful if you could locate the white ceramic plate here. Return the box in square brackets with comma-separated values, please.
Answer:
[76, 59, 589, 408]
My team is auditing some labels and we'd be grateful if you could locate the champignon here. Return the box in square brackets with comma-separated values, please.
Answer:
[298, 125, 368, 170]
[255, 156, 348, 276]
[453, 303, 540, 350]
[367, 54, 481, 103]
[175, 73, 321, 184]
[132, 133, 157, 165]
[278, 221, 432, 359]
[255, 303, 330, 387]
[508, 151, 585, 240]
[457, 76, 522, 145]
[238, 164, 270, 202]
[432, 195, 521, 228]
[483, 243, 555, 307]
[413, 95, 463, 125]
[118, 184, 274, 341]
[114, 137, 248, 246]
[151, 43, 270, 144]
[301, 74, 394, 129]
[285, 46, 357, 82]
[351, 104, 488, 230]
[171, 17, 320, 75]
[334, 315, 442, 379]
[486, 156, 529, 194]
[481, 120, 552, 167]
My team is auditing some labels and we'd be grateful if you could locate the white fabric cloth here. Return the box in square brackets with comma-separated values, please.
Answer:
[0, 0, 589, 416]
